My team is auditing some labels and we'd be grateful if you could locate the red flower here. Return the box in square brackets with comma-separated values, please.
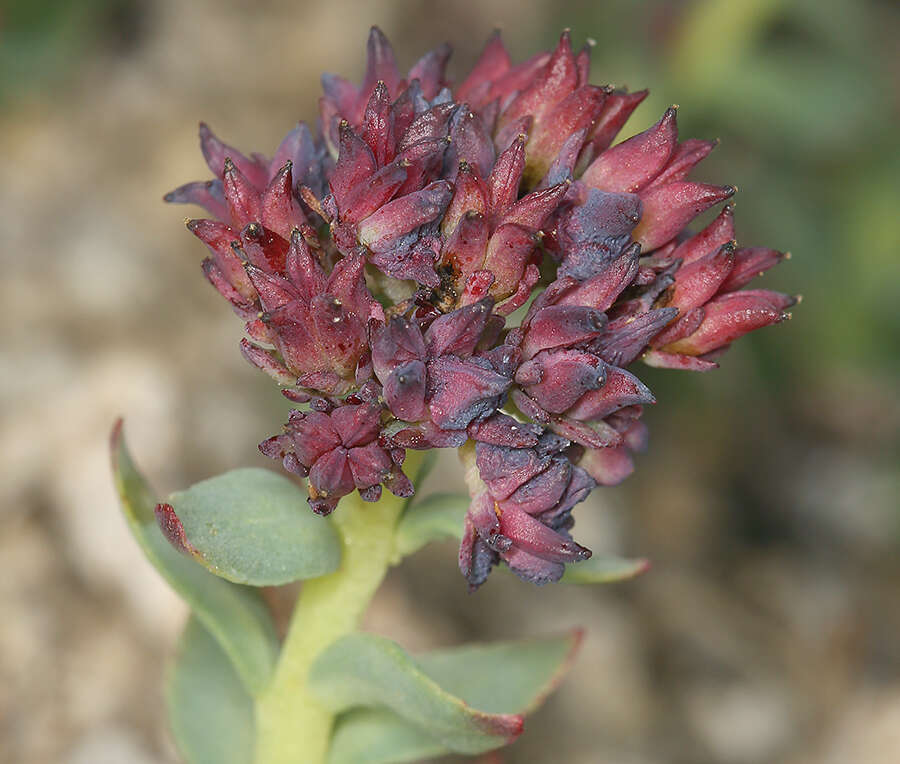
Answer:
[459, 433, 595, 589]
[167, 27, 794, 586]
[260, 398, 411, 515]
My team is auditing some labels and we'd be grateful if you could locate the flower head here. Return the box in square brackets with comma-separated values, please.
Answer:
[167, 27, 793, 587]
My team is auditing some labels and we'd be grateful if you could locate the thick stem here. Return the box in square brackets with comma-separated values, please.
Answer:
[252, 455, 420, 764]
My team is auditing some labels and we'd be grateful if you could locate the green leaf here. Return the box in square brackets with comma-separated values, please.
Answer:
[393, 493, 469, 559]
[328, 709, 444, 764]
[324, 631, 581, 764]
[415, 631, 581, 714]
[110, 420, 279, 694]
[407, 449, 438, 497]
[561, 555, 649, 584]
[167, 617, 255, 764]
[164, 467, 341, 585]
[309, 633, 523, 756]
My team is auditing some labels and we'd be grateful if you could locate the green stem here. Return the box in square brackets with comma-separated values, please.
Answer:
[253, 453, 421, 764]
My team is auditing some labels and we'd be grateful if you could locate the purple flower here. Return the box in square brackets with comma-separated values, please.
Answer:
[459, 434, 594, 590]
[167, 26, 795, 587]
[372, 298, 516, 447]
[260, 398, 412, 515]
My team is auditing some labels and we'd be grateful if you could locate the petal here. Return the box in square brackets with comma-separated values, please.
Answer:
[455, 31, 512, 105]
[427, 356, 510, 430]
[516, 349, 606, 414]
[556, 241, 641, 310]
[384, 360, 427, 422]
[666, 242, 736, 313]
[330, 402, 383, 447]
[662, 290, 790, 355]
[440, 211, 490, 290]
[199, 122, 268, 188]
[502, 547, 566, 585]
[581, 107, 678, 193]
[581, 88, 648, 158]
[498, 505, 591, 563]
[670, 204, 735, 265]
[308, 295, 367, 376]
[287, 411, 341, 466]
[442, 161, 489, 235]
[487, 134, 526, 215]
[646, 138, 718, 189]
[261, 162, 308, 239]
[476, 442, 550, 501]
[326, 253, 382, 322]
[424, 298, 494, 357]
[521, 304, 607, 359]
[579, 446, 635, 486]
[467, 413, 541, 448]
[566, 365, 655, 421]
[458, 513, 499, 590]
[502, 458, 571, 515]
[592, 308, 679, 367]
[446, 107, 496, 180]
[285, 229, 327, 302]
[633, 181, 735, 253]
[223, 157, 262, 227]
[347, 442, 392, 488]
[371, 317, 427, 380]
[524, 85, 606, 185]
[309, 447, 355, 500]
[497, 32, 577, 132]
[362, 81, 395, 166]
[165, 180, 228, 220]
[408, 43, 452, 99]
[719, 247, 787, 292]
[358, 181, 453, 252]
[329, 122, 377, 207]
[361, 26, 402, 102]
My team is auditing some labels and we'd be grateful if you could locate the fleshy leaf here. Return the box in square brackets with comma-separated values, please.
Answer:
[308, 633, 524, 755]
[110, 420, 278, 693]
[328, 709, 444, 764]
[393, 493, 469, 560]
[164, 468, 341, 585]
[560, 555, 649, 584]
[167, 617, 255, 764]
[325, 631, 581, 764]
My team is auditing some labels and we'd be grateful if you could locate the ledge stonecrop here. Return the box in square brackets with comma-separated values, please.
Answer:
[167, 27, 792, 590]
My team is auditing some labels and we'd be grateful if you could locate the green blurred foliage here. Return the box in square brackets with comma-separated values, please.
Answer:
[0, 0, 145, 102]
[556, 0, 900, 379]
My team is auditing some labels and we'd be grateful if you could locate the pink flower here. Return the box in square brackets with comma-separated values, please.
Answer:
[260, 397, 412, 515]
[167, 27, 794, 586]
[459, 433, 595, 589]
[372, 298, 515, 445]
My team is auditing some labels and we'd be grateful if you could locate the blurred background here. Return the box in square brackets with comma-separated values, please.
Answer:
[2, 0, 899, 762]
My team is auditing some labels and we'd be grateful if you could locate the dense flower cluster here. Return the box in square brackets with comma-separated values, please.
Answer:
[167, 28, 792, 589]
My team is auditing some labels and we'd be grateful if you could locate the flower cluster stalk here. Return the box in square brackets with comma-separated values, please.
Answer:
[254, 451, 422, 764]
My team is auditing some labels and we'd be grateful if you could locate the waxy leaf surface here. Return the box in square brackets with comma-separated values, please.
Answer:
[167, 617, 255, 764]
[309, 633, 523, 755]
[560, 554, 649, 584]
[324, 631, 581, 764]
[166, 467, 341, 585]
[393, 492, 469, 559]
[110, 421, 278, 693]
